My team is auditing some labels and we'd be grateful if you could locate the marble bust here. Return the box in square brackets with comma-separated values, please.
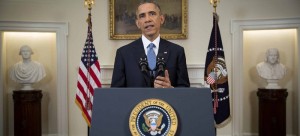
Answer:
[256, 48, 286, 89]
[10, 45, 46, 90]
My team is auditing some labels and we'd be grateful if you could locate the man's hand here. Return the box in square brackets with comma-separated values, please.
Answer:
[154, 70, 174, 88]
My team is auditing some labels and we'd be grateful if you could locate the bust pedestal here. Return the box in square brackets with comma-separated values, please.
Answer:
[257, 88, 288, 136]
[265, 79, 281, 89]
[13, 90, 43, 136]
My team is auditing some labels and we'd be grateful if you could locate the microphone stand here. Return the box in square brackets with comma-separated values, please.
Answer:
[139, 57, 153, 87]
[156, 53, 166, 77]
[140, 53, 166, 87]
[149, 71, 155, 87]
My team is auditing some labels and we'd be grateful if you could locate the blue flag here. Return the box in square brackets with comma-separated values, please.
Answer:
[204, 13, 231, 127]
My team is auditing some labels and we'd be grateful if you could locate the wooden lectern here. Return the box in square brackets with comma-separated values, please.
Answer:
[257, 88, 288, 136]
[13, 90, 43, 136]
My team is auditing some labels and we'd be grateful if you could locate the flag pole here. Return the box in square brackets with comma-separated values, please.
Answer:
[205, 0, 231, 128]
[210, 0, 220, 13]
[209, 0, 220, 114]
[210, 0, 220, 22]
[84, 1, 94, 135]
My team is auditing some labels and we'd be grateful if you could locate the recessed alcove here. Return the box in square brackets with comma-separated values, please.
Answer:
[232, 18, 300, 135]
[5, 31, 57, 135]
[0, 21, 68, 136]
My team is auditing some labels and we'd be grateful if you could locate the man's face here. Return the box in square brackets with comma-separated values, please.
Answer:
[267, 50, 278, 64]
[135, 3, 164, 41]
[20, 47, 32, 59]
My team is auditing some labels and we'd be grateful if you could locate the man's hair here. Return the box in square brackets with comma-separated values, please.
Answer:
[135, 0, 162, 18]
[19, 45, 34, 55]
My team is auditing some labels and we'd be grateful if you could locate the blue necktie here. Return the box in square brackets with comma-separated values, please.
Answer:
[147, 43, 156, 70]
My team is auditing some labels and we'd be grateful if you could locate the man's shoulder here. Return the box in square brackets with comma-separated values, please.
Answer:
[256, 62, 266, 67]
[118, 38, 142, 51]
[160, 38, 183, 49]
[256, 62, 267, 72]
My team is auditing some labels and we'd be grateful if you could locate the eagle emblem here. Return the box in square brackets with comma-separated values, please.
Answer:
[143, 110, 165, 135]
[205, 56, 228, 91]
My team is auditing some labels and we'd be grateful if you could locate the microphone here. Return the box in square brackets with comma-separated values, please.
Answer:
[156, 53, 165, 77]
[139, 55, 148, 72]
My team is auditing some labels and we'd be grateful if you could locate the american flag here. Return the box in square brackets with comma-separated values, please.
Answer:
[207, 72, 216, 84]
[75, 13, 101, 126]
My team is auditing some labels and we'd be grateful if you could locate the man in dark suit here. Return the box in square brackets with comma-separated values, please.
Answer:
[111, 0, 190, 88]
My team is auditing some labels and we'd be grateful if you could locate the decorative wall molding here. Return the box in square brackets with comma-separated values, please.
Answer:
[0, 0, 63, 3]
[100, 64, 206, 88]
[0, 32, 4, 136]
[0, 21, 68, 136]
[231, 18, 300, 136]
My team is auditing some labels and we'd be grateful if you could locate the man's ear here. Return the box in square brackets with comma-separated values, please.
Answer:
[136, 19, 140, 29]
[160, 15, 165, 25]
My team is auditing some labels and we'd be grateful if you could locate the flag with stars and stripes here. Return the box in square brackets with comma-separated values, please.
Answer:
[75, 13, 101, 126]
[207, 71, 217, 84]
[204, 13, 231, 127]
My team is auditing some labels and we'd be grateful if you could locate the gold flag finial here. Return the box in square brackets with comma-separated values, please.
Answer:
[84, 0, 94, 10]
[84, 0, 94, 27]
[210, 0, 220, 13]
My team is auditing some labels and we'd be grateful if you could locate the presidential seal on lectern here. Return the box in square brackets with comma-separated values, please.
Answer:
[129, 99, 178, 136]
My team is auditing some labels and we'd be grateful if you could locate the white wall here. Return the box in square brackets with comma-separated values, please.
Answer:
[0, 0, 300, 136]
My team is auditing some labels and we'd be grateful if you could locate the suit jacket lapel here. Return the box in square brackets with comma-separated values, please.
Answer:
[158, 38, 169, 62]
[133, 38, 146, 64]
